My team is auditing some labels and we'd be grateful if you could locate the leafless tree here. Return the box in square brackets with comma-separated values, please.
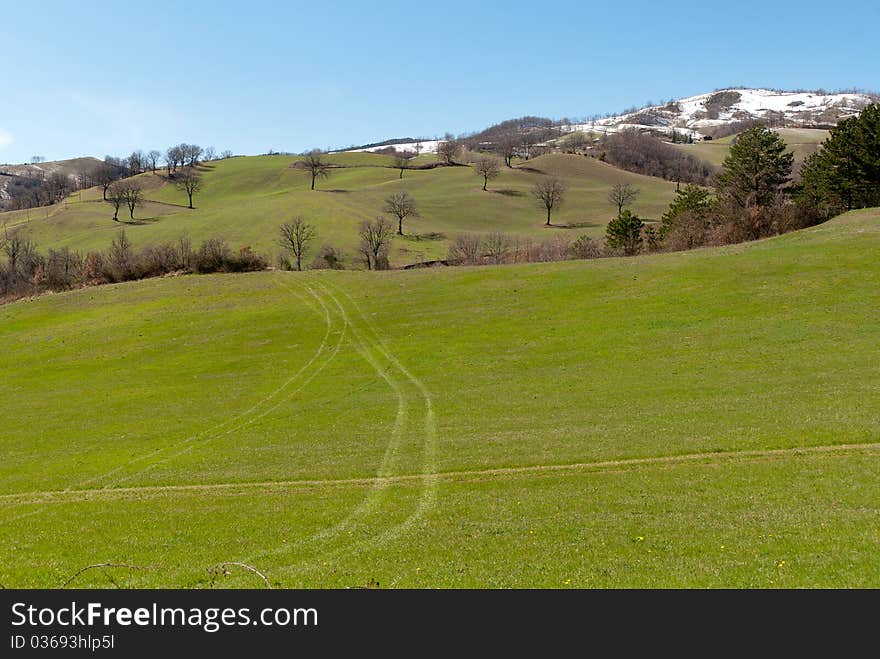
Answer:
[30, 156, 45, 165]
[608, 182, 640, 216]
[175, 168, 202, 209]
[128, 150, 146, 175]
[122, 183, 144, 220]
[278, 217, 317, 271]
[358, 217, 395, 270]
[484, 232, 511, 264]
[301, 150, 331, 190]
[221, 150, 233, 159]
[497, 135, 518, 167]
[473, 156, 502, 191]
[447, 233, 482, 265]
[533, 177, 566, 226]
[107, 181, 127, 220]
[393, 155, 411, 179]
[203, 146, 216, 162]
[382, 191, 419, 235]
[147, 150, 162, 173]
[437, 134, 461, 165]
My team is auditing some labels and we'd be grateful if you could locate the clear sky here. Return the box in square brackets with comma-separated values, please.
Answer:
[1, 0, 878, 163]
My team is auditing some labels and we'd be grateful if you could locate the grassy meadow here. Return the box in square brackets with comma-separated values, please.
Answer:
[1, 152, 678, 266]
[0, 208, 878, 588]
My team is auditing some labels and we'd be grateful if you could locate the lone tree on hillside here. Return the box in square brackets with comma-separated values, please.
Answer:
[393, 155, 412, 179]
[474, 156, 502, 191]
[175, 168, 202, 209]
[606, 210, 644, 255]
[94, 162, 118, 201]
[358, 217, 395, 270]
[302, 150, 332, 190]
[107, 181, 128, 221]
[533, 177, 566, 226]
[497, 135, 518, 167]
[608, 182, 640, 216]
[279, 217, 317, 271]
[715, 125, 793, 209]
[437, 134, 461, 165]
[382, 191, 419, 235]
[147, 150, 162, 173]
[122, 183, 144, 220]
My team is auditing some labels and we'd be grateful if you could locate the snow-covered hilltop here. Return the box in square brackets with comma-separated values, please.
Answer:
[564, 88, 877, 139]
[339, 88, 877, 153]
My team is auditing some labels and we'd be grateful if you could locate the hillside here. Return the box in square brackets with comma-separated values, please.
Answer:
[1, 208, 878, 588]
[1, 152, 678, 266]
[564, 88, 876, 138]
[0, 157, 102, 209]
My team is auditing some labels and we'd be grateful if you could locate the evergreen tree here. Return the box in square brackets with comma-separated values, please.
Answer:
[799, 105, 880, 215]
[660, 184, 712, 237]
[606, 210, 644, 255]
[716, 125, 793, 208]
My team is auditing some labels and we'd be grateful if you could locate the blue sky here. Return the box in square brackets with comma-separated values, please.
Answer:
[1, 0, 878, 163]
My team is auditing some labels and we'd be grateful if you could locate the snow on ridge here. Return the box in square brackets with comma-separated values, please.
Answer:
[342, 140, 441, 155]
[564, 88, 874, 138]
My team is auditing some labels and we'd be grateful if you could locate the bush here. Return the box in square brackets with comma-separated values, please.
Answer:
[310, 245, 345, 270]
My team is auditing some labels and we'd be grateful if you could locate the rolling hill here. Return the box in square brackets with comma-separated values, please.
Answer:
[1, 208, 878, 588]
[1, 152, 679, 266]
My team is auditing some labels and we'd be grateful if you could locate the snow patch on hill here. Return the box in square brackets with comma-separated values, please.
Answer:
[564, 88, 875, 138]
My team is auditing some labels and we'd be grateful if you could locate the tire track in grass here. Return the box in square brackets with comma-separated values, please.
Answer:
[244, 279, 421, 568]
[5, 441, 879, 505]
[320, 281, 439, 550]
[0, 278, 334, 525]
[70, 279, 330, 491]
[99, 280, 348, 488]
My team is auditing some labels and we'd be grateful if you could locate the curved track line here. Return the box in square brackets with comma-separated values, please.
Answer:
[102, 281, 348, 488]
[72, 280, 330, 490]
[322, 280, 438, 548]
[3, 441, 877, 505]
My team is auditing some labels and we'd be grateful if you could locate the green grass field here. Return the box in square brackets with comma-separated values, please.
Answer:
[0, 153, 677, 267]
[1, 208, 878, 588]
[672, 127, 829, 167]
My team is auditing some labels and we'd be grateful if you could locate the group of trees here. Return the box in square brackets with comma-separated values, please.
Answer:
[600, 130, 715, 186]
[0, 231, 265, 302]
[799, 104, 880, 217]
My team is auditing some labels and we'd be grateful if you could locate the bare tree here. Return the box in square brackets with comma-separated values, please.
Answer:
[184, 144, 203, 167]
[437, 134, 461, 165]
[221, 150, 233, 159]
[447, 233, 482, 265]
[473, 156, 502, 191]
[497, 135, 518, 167]
[358, 217, 395, 270]
[175, 168, 202, 209]
[107, 181, 127, 221]
[382, 191, 419, 235]
[203, 146, 216, 162]
[533, 177, 566, 226]
[278, 217, 317, 271]
[608, 182, 640, 216]
[122, 183, 144, 220]
[301, 150, 331, 190]
[147, 150, 162, 173]
[393, 155, 411, 179]
[128, 150, 146, 175]
[484, 232, 511, 264]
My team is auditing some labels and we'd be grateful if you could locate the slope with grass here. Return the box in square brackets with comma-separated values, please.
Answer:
[1, 153, 677, 266]
[672, 128, 829, 168]
[1, 208, 878, 588]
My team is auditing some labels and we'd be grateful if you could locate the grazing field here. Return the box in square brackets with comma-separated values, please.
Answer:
[1, 208, 878, 588]
[1, 153, 677, 266]
[672, 127, 829, 168]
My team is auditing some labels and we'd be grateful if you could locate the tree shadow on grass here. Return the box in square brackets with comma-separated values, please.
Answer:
[548, 220, 602, 229]
[492, 188, 525, 197]
[115, 216, 162, 226]
[320, 189, 350, 193]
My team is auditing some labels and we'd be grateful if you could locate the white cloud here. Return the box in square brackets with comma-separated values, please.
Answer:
[0, 129, 13, 149]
